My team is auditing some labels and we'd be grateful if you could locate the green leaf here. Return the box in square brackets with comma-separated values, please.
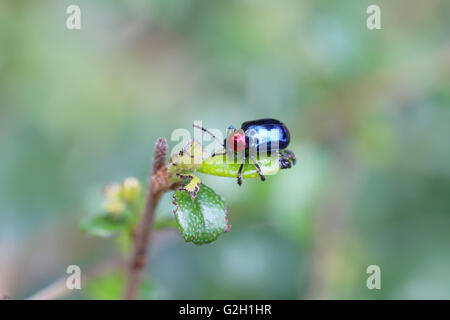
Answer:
[79, 215, 128, 238]
[173, 184, 230, 245]
[198, 154, 280, 178]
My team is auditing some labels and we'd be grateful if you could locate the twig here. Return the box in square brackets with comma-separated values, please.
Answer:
[123, 138, 170, 300]
[27, 138, 173, 300]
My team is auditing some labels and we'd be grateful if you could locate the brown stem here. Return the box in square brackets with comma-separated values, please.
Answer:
[123, 138, 170, 300]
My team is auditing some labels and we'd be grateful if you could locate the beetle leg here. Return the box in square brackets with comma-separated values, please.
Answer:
[179, 149, 194, 159]
[250, 156, 266, 182]
[279, 149, 296, 169]
[177, 139, 203, 159]
[279, 157, 292, 169]
[211, 150, 226, 158]
[237, 161, 245, 186]
[280, 149, 296, 165]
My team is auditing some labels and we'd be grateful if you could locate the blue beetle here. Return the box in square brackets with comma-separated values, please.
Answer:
[194, 118, 296, 186]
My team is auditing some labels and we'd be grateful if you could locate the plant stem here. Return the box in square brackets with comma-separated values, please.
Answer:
[123, 138, 169, 300]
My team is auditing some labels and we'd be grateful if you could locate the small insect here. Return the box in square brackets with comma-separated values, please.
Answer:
[194, 118, 296, 186]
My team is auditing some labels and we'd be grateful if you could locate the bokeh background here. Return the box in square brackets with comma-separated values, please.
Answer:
[1, 0, 449, 299]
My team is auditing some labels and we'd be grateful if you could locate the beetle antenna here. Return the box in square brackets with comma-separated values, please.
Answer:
[192, 124, 225, 148]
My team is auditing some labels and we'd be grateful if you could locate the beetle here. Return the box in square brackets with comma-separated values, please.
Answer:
[194, 118, 296, 186]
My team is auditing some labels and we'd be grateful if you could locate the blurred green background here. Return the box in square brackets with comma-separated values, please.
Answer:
[1, 0, 449, 299]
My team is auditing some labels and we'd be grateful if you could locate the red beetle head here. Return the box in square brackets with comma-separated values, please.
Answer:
[227, 129, 246, 152]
